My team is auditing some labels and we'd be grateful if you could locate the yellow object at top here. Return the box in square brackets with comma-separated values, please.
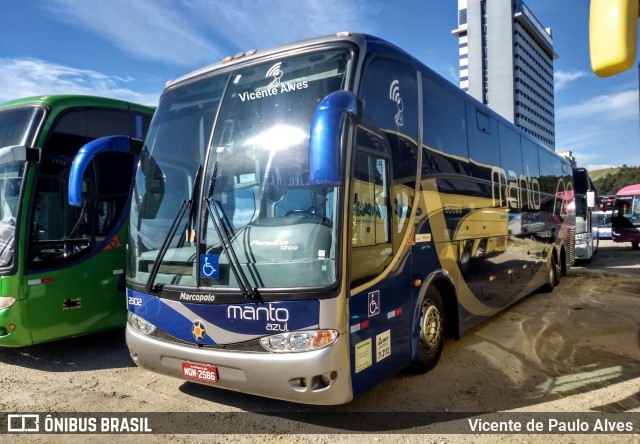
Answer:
[590, 0, 639, 77]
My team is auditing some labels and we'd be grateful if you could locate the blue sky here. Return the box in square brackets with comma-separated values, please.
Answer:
[1, 0, 639, 170]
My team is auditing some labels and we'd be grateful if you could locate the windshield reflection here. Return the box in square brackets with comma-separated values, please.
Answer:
[129, 48, 352, 291]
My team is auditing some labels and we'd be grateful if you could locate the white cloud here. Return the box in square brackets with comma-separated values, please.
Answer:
[0, 58, 159, 106]
[555, 89, 640, 168]
[556, 118, 640, 169]
[554, 70, 588, 91]
[193, 0, 375, 50]
[41, 0, 219, 66]
[42, 0, 376, 67]
[556, 89, 639, 121]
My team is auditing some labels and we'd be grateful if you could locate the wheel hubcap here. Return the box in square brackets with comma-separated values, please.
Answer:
[420, 300, 442, 353]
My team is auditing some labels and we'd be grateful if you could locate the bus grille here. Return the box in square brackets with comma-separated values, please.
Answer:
[567, 227, 576, 267]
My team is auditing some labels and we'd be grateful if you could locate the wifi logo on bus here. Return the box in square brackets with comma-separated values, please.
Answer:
[266, 62, 283, 88]
[389, 80, 404, 127]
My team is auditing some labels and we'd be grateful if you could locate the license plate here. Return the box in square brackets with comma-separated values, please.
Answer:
[181, 361, 218, 383]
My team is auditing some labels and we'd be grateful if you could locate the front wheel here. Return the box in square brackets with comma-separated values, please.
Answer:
[409, 286, 445, 374]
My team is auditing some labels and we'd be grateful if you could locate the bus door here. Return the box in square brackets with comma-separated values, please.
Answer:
[348, 54, 420, 396]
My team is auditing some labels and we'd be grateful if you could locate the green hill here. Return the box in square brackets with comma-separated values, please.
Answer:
[589, 167, 620, 182]
[589, 166, 640, 195]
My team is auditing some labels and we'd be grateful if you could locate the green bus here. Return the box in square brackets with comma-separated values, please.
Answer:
[0, 95, 153, 346]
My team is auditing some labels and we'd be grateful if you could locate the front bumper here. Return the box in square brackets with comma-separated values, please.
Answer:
[126, 326, 353, 405]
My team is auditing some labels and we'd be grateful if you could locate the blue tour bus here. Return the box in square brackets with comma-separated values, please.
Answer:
[70, 33, 575, 404]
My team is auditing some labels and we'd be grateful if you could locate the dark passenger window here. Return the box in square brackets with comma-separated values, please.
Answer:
[422, 75, 469, 175]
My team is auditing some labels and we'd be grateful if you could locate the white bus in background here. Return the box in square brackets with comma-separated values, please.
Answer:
[595, 211, 612, 240]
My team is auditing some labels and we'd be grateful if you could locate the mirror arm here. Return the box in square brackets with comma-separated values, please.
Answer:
[68, 136, 134, 206]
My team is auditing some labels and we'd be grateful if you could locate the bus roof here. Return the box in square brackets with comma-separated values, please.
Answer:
[165, 32, 369, 88]
[165, 32, 564, 160]
[0, 94, 155, 113]
[616, 183, 640, 196]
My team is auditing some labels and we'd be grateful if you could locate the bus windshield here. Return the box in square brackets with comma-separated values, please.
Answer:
[0, 106, 45, 147]
[0, 106, 45, 267]
[129, 48, 352, 290]
[613, 193, 640, 228]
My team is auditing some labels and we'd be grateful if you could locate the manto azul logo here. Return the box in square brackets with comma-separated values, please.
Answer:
[389, 80, 404, 127]
[227, 303, 290, 332]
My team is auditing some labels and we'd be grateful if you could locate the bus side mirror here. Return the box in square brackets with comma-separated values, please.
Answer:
[68, 136, 142, 206]
[0, 145, 40, 164]
[586, 191, 596, 209]
[309, 90, 361, 186]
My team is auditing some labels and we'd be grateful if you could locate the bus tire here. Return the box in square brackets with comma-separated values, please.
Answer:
[632, 242, 639, 250]
[410, 286, 445, 374]
[543, 252, 560, 292]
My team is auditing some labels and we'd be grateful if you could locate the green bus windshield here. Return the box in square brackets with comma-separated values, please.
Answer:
[0, 106, 45, 147]
[0, 106, 45, 267]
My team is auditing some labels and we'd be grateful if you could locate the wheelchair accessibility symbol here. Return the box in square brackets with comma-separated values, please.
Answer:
[200, 254, 219, 279]
[368, 290, 380, 317]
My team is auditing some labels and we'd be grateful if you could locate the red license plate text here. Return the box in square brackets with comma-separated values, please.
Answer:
[181, 361, 218, 383]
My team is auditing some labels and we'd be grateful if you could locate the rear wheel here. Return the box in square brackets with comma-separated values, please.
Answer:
[632, 241, 639, 250]
[409, 286, 445, 374]
[543, 252, 560, 292]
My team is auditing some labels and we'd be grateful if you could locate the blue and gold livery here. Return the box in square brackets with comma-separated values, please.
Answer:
[69, 33, 577, 404]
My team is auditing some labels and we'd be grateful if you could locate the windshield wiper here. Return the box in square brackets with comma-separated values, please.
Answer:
[145, 198, 191, 293]
[145, 166, 203, 293]
[204, 162, 260, 301]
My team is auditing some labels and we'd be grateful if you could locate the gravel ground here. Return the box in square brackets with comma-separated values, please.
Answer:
[1, 240, 639, 443]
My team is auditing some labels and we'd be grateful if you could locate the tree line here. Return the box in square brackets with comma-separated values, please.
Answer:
[593, 165, 640, 195]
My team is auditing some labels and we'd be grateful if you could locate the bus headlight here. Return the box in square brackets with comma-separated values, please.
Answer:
[0, 297, 16, 310]
[128, 312, 157, 335]
[259, 330, 339, 353]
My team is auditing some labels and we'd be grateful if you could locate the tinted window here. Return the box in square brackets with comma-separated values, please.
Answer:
[498, 123, 523, 178]
[538, 148, 563, 194]
[467, 104, 500, 180]
[361, 57, 419, 143]
[521, 137, 540, 179]
[422, 75, 469, 175]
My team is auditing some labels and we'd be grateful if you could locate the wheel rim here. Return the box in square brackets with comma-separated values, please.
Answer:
[420, 300, 442, 353]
